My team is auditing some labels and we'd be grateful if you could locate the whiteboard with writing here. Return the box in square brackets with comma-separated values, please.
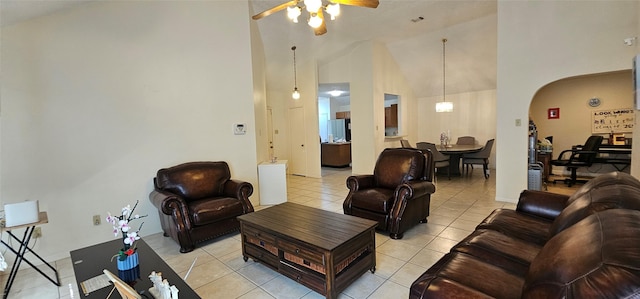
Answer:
[592, 108, 635, 133]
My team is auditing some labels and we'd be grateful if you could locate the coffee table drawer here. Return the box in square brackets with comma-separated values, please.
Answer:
[280, 262, 326, 294]
[242, 224, 277, 244]
[277, 238, 324, 265]
[245, 244, 279, 269]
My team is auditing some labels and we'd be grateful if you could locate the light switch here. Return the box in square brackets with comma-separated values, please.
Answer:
[515, 119, 522, 127]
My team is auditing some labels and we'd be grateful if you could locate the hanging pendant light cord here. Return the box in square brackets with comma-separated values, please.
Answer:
[442, 38, 447, 102]
[292, 46, 298, 89]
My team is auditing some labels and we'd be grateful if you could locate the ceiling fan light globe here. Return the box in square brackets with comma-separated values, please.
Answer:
[304, 0, 322, 13]
[326, 3, 340, 20]
[287, 6, 301, 23]
[308, 13, 323, 28]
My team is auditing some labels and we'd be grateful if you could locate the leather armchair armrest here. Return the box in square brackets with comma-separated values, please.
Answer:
[397, 180, 436, 200]
[346, 175, 375, 191]
[516, 190, 569, 220]
[223, 179, 254, 213]
[149, 189, 193, 229]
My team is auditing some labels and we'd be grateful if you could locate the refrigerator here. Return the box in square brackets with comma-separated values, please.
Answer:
[328, 119, 351, 142]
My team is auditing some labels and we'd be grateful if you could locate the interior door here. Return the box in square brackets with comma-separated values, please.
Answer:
[289, 107, 307, 176]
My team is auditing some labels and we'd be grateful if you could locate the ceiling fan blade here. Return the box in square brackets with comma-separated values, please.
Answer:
[252, 0, 299, 20]
[313, 10, 328, 36]
[329, 0, 379, 8]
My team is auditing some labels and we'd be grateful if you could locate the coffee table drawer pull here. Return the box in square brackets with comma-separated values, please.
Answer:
[278, 240, 323, 265]
[295, 249, 300, 254]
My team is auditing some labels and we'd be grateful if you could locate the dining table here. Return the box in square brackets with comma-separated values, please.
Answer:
[437, 143, 484, 176]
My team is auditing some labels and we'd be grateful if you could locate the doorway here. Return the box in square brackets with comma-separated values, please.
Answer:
[289, 107, 307, 176]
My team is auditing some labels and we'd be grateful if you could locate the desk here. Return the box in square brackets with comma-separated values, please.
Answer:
[1, 211, 60, 299]
[438, 144, 483, 176]
[595, 145, 631, 171]
[70, 238, 200, 298]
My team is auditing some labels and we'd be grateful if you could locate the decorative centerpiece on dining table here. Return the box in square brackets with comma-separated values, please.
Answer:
[440, 131, 451, 148]
[106, 200, 147, 282]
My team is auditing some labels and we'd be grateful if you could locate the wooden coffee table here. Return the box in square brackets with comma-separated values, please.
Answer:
[237, 202, 377, 299]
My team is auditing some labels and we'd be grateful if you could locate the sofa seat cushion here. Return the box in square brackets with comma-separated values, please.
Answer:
[410, 252, 524, 299]
[452, 229, 543, 277]
[189, 197, 244, 226]
[351, 188, 395, 213]
[476, 209, 552, 245]
[523, 209, 640, 298]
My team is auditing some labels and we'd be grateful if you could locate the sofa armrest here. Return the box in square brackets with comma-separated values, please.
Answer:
[223, 179, 254, 213]
[149, 189, 193, 229]
[346, 175, 375, 192]
[516, 190, 570, 220]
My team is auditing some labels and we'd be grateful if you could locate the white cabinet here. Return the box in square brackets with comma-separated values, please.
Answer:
[258, 160, 288, 205]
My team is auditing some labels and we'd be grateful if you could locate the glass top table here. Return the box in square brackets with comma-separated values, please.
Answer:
[70, 238, 200, 298]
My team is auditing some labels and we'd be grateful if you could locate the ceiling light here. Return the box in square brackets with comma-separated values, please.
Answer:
[329, 90, 343, 97]
[308, 13, 323, 28]
[436, 38, 453, 113]
[304, 0, 323, 13]
[326, 3, 340, 20]
[287, 6, 301, 23]
[291, 46, 300, 100]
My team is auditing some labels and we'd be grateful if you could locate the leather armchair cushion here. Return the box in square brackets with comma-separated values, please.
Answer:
[156, 162, 231, 200]
[373, 149, 425, 189]
[549, 184, 640, 236]
[523, 209, 640, 298]
[351, 188, 395, 213]
[189, 197, 244, 226]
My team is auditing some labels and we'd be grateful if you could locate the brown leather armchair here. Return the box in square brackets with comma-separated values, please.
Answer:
[149, 161, 254, 253]
[343, 148, 436, 239]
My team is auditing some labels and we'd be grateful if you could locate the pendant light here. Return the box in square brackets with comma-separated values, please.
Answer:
[291, 46, 300, 100]
[435, 38, 453, 112]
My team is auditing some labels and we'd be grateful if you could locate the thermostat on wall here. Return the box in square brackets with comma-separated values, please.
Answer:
[234, 123, 247, 135]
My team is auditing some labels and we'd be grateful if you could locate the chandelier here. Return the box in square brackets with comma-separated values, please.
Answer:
[435, 38, 453, 113]
[291, 46, 300, 100]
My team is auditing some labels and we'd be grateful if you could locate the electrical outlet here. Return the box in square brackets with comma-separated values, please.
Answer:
[33, 227, 42, 238]
[93, 215, 101, 226]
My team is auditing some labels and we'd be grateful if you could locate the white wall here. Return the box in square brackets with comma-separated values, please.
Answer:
[497, 1, 638, 202]
[1, 1, 260, 262]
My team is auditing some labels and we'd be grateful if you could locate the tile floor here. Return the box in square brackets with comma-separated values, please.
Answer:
[1, 168, 579, 299]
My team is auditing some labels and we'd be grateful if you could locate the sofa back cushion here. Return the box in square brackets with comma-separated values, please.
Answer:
[523, 209, 640, 298]
[155, 161, 231, 200]
[549, 184, 640, 236]
[373, 148, 425, 189]
[565, 172, 640, 206]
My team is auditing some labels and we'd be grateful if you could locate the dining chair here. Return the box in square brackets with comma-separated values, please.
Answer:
[461, 139, 495, 179]
[400, 139, 413, 148]
[416, 142, 451, 180]
[103, 269, 142, 299]
[456, 136, 476, 145]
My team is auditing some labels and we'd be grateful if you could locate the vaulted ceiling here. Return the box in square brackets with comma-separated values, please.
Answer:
[1, 0, 497, 99]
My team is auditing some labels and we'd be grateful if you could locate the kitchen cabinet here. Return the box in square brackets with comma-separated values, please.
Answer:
[385, 104, 398, 127]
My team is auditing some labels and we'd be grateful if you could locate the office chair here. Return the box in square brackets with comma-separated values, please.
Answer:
[551, 135, 603, 187]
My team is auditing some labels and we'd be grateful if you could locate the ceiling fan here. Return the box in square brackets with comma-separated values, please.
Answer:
[252, 0, 379, 36]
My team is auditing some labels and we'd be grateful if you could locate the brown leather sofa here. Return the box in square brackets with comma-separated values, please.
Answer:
[410, 171, 640, 298]
[149, 161, 254, 253]
[343, 148, 436, 239]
